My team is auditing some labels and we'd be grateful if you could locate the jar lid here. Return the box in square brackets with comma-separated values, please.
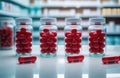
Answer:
[40, 17, 56, 25]
[90, 18, 106, 25]
[0, 17, 15, 25]
[16, 17, 32, 25]
[66, 18, 81, 25]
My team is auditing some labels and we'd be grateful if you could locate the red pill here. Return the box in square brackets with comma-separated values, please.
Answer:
[71, 29, 77, 34]
[96, 29, 102, 34]
[67, 55, 84, 63]
[102, 56, 120, 64]
[18, 56, 37, 64]
[65, 32, 71, 37]
[20, 27, 27, 32]
[43, 29, 49, 32]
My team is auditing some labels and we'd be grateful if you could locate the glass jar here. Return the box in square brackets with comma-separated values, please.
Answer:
[64, 18, 82, 56]
[88, 18, 106, 57]
[39, 18, 57, 58]
[0, 17, 14, 50]
[15, 17, 32, 57]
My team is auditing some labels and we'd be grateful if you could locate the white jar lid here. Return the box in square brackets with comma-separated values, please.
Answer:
[16, 17, 32, 25]
[90, 18, 106, 25]
[66, 18, 81, 25]
[0, 17, 15, 25]
[40, 17, 56, 25]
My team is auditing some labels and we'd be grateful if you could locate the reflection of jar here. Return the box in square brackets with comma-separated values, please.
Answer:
[15, 17, 32, 57]
[0, 17, 14, 50]
[64, 18, 82, 56]
[88, 18, 106, 57]
[40, 18, 57, 58]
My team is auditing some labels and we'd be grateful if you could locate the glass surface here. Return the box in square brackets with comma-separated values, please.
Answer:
[0, 45, 120, 78]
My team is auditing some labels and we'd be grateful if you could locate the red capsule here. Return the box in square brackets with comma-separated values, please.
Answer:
[18, 56, 37, 64]
[102, 56, 119, 64]
[67, 55, 84, 63]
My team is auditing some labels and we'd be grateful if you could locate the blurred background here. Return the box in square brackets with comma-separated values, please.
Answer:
[0, 0, 120, 45]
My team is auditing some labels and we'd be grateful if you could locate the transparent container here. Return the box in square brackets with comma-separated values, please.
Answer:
[39, 18, 57, 58]
[15, 17, 32, 57]
[64, 18, 82, 56]
[0, 17, 14, 50]
[88, 18, 106, 57]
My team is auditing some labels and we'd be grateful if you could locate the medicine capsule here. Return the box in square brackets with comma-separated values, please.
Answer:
[102, 56, 119, 64]
[18, 56, 37, 64]
[67, 55, 84, 63]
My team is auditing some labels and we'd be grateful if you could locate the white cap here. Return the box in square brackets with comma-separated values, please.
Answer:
[16, 17, 32, 25]
[66, 18, 81, 25]
[90, 18, 105, 25]
[40, 17, 56, 25]
[0, 17, 15, 25]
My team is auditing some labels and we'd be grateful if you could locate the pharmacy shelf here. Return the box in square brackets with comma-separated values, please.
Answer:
[0, 10, 21, 17]
[103, 15, 120, 18]
[107, 32, 120, 36]
[1, 0, 29, 8]
[101, 4, 120, 8]
[32, 3, 100, 8]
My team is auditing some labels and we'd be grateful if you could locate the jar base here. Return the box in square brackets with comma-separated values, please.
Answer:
[40, 53, 56, 58]
[65, 53, 79, 57]
[15, 53, 31, 57]
[89, 53, 105, 57]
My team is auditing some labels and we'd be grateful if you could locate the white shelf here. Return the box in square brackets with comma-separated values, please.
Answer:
[2, 0, 29, 8]
[103, 15, 120, 18]
[107, 32, 120, 35]
[0, 10, 21, 17]
[101, 4, 120, 8]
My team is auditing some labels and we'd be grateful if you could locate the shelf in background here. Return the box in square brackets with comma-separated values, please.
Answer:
[107, 32, 120, 36]
[1, 0, 29, 8]
[103, 15, 120, 18]
[0, 10, 21, 17]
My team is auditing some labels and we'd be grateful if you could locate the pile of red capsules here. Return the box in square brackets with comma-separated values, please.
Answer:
[89, 29, 105, 54]
[65, 29, 81, 54]
[0, 27, 13, 48]
[40, 29, 57, 54]
[16, 27, 32, 54]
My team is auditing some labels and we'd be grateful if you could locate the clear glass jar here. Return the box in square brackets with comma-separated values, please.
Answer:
[0, 17, 14, 50]
[64, 18, 82, 56]
[15, 17, 32, 57]
[88, 18, 106, 57]
[39, 18, 57, 58]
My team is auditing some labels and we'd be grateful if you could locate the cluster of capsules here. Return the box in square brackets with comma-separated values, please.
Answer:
[40, 29, 57, 54]
[65, 18, 82, 56]
[39, 18, 57, 57]
[0, 27, 13, 48]
[89, 29, 105, 54]
[16, 18, 32, 55]
[88, 18, 106, 56]
[65, 29, 82, 54]
[0, 18, 14, 49]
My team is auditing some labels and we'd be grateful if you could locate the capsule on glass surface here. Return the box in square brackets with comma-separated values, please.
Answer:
[67, 55, 84, 63]
[18, 56, 37, 64]
[102, 56, 119, 64]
